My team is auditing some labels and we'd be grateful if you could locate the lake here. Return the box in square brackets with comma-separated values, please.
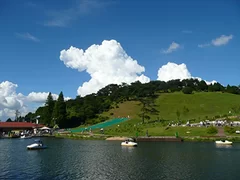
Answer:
[0, 138, 240, 180]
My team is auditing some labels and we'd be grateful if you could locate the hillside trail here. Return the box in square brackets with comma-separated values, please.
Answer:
[217, 127, 226, 137]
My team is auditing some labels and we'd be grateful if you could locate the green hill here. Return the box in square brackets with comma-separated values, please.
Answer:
[103, 92, 240, 122]
[28, 78, 240, 129]
[70, 92, 240, 137]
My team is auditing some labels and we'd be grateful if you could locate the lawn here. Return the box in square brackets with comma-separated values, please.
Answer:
[103, 92, 240, 122]
[155, 92, 240, 121]
[224, 126, 240, 136]
[103, 125, 216, 137]
[72, 92, 240, 134]
[145, 126, 213, 136]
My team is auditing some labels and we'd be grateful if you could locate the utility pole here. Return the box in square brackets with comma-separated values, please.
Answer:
[15, 110, 20, 122]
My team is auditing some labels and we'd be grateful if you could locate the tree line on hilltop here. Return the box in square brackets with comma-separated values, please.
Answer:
[16, 79, 240, 128]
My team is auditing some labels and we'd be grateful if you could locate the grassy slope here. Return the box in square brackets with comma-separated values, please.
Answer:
[102, 101, 141, 119]
[103, 125, 214, 137]
[104, 92, 240, 122]
[73, 92, 240, 137]
[98, 92, 240, 137]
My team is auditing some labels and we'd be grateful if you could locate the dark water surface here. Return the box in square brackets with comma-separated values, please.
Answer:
[0, 138, 240, 180]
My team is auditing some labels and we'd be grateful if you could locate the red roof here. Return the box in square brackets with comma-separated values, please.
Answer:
[0, 122, 44, 128]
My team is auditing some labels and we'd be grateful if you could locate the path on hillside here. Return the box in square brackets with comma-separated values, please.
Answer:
[217, 127, 226, 137]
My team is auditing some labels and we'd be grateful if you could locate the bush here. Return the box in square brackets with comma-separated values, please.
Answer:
[110, 112, 114, 116]
[224, 126, 235, 134]
[207, 126, 218, 134]
[99, 116, 109, 122]
[182, 87, 193, 94]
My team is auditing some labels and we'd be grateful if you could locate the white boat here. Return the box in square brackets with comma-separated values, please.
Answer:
[20, 134, 32, 139]
[215, 140, 232, 145]
[121, 138, 137, 147]
[27, 140, 47, 150]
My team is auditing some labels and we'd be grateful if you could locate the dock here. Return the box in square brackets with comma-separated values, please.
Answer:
[136, 136, 183, 142]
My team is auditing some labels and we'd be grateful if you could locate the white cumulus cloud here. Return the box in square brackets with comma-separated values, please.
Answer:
[0, 81, 23, 110]
[198, 34, 233, 48]
[157, 62, 217, 85]
[161, 42, 181, 54]
[27, 92, 71, 102]
[60, 39, 150, 97]
[27, 92, 58, 103]
[212, 35, 233, 46]
[157, 62, 191, 81]
[0, 81, 71, 120]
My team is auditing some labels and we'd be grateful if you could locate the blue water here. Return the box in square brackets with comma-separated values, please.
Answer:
[0, 138, 240, 180]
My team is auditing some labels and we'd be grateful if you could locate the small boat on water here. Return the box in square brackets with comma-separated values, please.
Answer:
[121, 138, 138, 147]
[27, 140, 47, 150]
[215, 140, 232, 145]
[20, 134, 32, 139]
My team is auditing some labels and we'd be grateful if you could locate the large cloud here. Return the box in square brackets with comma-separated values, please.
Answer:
[0, 81, 23, 110]
[27, 92, 58, 103]
[0, 81, 71, 120]
[157, 62, 217, 85]
[60, 39, 150, 96]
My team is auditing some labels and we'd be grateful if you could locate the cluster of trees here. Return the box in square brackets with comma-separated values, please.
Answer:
[24, 92, 67, 127]
[164, 79, 240, 94]
[5, 117, 25, 122]
[22, 79, 240, 128]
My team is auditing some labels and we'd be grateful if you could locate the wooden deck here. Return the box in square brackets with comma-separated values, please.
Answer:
[136, 136, 183, 142]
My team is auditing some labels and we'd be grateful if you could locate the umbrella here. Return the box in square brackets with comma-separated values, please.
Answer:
[40, 126, 51, 130]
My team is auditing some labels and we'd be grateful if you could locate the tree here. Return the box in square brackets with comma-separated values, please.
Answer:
[138, 97, 159, 123]
[34, 107, 45, 124]
[226, 85, 240, 94]
[53, 91, 67, 127]
[231, 106, 240, 115]
[43, 92, 55, 126]
[23, 79, 240, 128]
[207, 126, 218, 134]
[199, 80, 208, 91]
[25, 112, 34, 122]
[182, 87, 193, 94]
[18, 116, 24, 122]
[176, 110, 181, 121]
[183, 106, 189, 117]
[6, 118, 12, 122]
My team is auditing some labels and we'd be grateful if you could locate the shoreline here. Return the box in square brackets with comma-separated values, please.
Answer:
[54, 133, 240, 142]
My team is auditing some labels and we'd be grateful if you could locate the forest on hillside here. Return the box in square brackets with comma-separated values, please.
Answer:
[15, 79, 240, 128]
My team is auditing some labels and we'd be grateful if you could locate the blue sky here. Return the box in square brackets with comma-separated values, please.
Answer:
[0, 0, 240, 119]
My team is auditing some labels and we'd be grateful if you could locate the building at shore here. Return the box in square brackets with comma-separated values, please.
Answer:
[0, 122, 44, 136]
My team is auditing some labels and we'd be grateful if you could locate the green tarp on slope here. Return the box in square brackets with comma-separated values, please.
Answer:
[71, 118, 129, 133]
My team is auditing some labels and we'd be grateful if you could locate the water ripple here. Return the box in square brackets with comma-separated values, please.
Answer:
[1, 139, 240, 180]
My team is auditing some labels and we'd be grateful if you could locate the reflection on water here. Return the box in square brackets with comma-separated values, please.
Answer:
[215, 144, 233, 149]
[121, 146, 136, 153]
[1, 139, 240, 180]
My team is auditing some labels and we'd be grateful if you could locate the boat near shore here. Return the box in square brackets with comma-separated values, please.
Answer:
[215, 140, 232, 145]
[121, 138, 137, 147]
[27, 140, 47, 150]
[20, 134, 32, 139]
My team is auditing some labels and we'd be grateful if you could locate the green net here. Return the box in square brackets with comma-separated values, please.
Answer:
[71, 118, 129, 133]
